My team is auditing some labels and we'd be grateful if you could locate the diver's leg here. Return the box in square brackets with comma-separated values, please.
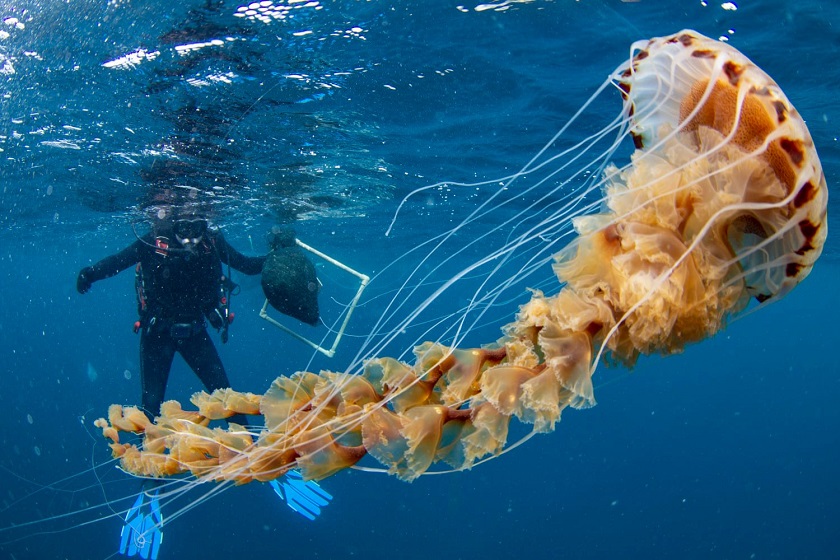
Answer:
[178, 328, 249, 426]
[139, 329, 176, 420]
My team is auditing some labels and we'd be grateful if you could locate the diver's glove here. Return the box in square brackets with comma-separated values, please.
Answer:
[269, 469, 333, 521]
[77, 267, 94, 294]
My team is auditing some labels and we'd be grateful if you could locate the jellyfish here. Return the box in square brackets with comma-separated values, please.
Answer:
[94, 30, 827, 486]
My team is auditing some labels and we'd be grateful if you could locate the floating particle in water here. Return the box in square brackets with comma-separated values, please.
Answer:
[26, 414, 33, 424]
[123, 369, 132, 380]
[87, 362, 98, 382]
[33, 446, 41, 456]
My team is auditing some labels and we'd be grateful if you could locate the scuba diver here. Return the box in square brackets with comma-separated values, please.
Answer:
[76, 205, 332, 559]
[77, 205, 261, 421]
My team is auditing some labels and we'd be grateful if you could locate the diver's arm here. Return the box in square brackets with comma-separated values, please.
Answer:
[215, 231, 266, 275]
[76, 238, 146, 293]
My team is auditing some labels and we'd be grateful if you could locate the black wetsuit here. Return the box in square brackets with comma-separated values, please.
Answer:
[79, 230, 265, 418]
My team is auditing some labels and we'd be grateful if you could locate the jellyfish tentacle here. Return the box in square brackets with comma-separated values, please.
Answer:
[95, 30, 827, 486]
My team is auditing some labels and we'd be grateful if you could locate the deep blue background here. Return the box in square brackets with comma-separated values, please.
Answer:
[1, 1, 838, 559]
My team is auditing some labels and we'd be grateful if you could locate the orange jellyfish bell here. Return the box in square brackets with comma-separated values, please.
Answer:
[95, 30, 828, 485]
[616, 30, 827, 302]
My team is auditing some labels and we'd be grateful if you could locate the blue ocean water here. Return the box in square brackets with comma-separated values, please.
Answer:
[1, 1, 838, 559]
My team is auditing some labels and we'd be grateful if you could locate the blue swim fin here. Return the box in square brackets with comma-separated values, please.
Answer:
[269, 470, 334, 521]
[119, 486, 163, 559]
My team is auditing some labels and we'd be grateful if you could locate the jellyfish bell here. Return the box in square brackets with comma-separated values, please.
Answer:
[617, 31, 827, 304]
[544, 29, 829, 374]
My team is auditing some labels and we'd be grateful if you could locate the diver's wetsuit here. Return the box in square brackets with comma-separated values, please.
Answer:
[80, 230, 265, 419]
